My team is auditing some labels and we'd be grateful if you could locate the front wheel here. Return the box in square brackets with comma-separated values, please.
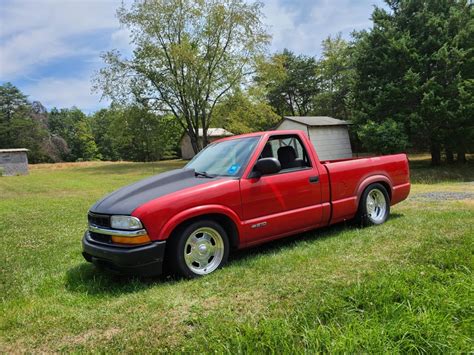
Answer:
[168, 220, 229, 278]
[357, 183, 390, 226]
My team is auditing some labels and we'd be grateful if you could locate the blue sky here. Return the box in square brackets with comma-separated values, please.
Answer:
[0, 0, 385, 113]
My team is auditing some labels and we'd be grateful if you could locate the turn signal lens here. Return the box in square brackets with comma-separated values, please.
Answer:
[111, 234, 151, 245]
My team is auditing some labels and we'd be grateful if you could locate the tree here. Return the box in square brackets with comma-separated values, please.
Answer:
[256, 49, 319, 116]
[91, 106, 182, 162]
[95, 0, 269, 155]
[212, 90, 280, 134]
[91, 108, 121, 161]
[358, 119, 409, 154]
[49, 107, 100, 161]
[352, 0, 473, 165]
[0, 83, 65, 163]
[313, 35, 354, 121]
[0, 83, 30, 147]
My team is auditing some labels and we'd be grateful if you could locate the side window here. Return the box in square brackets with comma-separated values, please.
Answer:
[259, 135, 311, 171]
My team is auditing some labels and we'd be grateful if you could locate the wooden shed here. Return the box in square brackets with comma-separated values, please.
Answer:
[0, 149, 29, 176]
[180, 128, 234, 160]
[276, 116, 352, 161]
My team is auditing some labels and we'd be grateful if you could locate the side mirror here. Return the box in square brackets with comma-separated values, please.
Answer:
[252, 158, 281, 177]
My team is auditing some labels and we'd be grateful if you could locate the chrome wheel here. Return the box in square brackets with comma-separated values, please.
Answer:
[366, 189, 387, 223]
[184, 227, 225, 275]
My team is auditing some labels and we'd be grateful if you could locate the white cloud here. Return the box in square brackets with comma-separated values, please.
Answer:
[23, 77, 109, 112]
[262, 0, 300, 52]
[0, 0, 124, 79]
[262, 0, 381, 56]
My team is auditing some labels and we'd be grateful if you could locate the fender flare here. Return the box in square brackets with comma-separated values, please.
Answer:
[355, 174, 393, 206]
[159, 204, 242, 240]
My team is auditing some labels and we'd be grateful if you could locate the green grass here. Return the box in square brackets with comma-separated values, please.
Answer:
[408, 154, 474, 184]
[1, 157, 473, 352]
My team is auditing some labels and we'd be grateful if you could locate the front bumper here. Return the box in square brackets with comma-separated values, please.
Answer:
[82, 231, 166, 277]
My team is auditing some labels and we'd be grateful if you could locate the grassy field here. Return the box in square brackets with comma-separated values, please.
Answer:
[1, 156, 473, 352]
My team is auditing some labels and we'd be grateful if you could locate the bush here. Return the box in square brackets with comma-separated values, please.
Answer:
[358, 119, 409, 154]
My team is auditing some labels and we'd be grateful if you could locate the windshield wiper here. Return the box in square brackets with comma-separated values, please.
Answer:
[194, 170, 215, 178]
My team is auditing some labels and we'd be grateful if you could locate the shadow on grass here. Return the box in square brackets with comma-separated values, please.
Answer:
[230, 213, 404, 263]
[229, 224, 345, 263]
[65, 213, 405, 294]
[65, 263, 174, 296]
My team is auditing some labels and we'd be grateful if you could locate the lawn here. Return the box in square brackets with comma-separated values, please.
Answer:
[1, 156, 473, 352]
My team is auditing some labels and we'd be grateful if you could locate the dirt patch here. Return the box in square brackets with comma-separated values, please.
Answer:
[412, 191, 474, 201]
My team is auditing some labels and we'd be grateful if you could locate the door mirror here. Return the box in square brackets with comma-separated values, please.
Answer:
[252, 158, 281, 177]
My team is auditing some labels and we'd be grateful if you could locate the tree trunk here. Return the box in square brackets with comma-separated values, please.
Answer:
[430, 144, 441, 166]
[457, 149, 466, 164]
[202, 128, 208, 148]
[201, 113, 209, 148]
[445, 148, 454, 164]
[188, 129, 200, 155]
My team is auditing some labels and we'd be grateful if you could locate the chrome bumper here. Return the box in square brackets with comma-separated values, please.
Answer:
[88, 224, 147, 237]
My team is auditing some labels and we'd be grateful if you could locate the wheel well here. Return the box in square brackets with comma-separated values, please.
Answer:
[169, 213, 240, 250]
[358, 181, 392, 209]
[361, 181, 392, 203]
[378, 181, 392, 201]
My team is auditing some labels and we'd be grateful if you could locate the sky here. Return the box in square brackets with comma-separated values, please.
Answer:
[0, 0, 385, 113]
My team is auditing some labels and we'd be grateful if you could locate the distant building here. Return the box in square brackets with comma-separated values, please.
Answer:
[0, 149, 29, 176]
[180, 128, 234, 160]
[276, 116, 352, 161]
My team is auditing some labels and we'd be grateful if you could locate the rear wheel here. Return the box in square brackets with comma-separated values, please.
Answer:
[168, 220, 229, 278]
[357, 183, 390, 226]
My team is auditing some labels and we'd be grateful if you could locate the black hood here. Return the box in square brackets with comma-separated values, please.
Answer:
[90, 168, 216, 215]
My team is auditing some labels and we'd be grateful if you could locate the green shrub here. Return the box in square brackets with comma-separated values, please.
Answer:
[358, 119, 409, 154]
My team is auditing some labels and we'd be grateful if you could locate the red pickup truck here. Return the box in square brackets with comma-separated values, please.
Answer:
[82, 130, 410, 278]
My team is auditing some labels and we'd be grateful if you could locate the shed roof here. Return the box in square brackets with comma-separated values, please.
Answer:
[180, 128, 234, 144]
[283, 116, 350, 127]
[199, 128, 234, 137]
[0, 148, 29, 153]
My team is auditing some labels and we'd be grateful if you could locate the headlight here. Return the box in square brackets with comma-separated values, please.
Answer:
[110, 215, 143, 230]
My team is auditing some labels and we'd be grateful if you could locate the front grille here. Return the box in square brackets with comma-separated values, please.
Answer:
[89, 231, 112, 244]
[88, 212, 110, 228]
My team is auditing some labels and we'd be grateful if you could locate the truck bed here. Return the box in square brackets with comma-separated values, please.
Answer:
[321, 154, 411, 224]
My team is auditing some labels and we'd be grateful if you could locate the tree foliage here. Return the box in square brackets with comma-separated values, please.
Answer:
[212, 90, 280, 134]
[95, 0, 269, 154]
[49, 107, 100, 161]
[358, 119, 409, 154]
[256, 49, 319, 116]
[91, 106, 182, 161]
[352, 0, 473, 164]
[313, 35, 354, 121]
[0, 83, 67, 163]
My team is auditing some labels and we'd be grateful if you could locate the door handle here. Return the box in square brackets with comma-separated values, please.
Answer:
[309, 176, 319, 183]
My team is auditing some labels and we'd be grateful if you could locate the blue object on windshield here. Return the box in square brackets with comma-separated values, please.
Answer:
[227, 164, 240, 175]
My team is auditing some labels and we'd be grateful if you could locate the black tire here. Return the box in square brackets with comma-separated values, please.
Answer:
[167, 219, 229, 278]
[356, 183, 390, 226]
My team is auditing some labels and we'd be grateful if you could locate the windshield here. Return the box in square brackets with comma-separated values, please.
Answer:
[185, 136, 260, 177]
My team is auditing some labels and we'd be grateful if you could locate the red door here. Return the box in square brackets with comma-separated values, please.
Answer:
[239, 134, 324, 245]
